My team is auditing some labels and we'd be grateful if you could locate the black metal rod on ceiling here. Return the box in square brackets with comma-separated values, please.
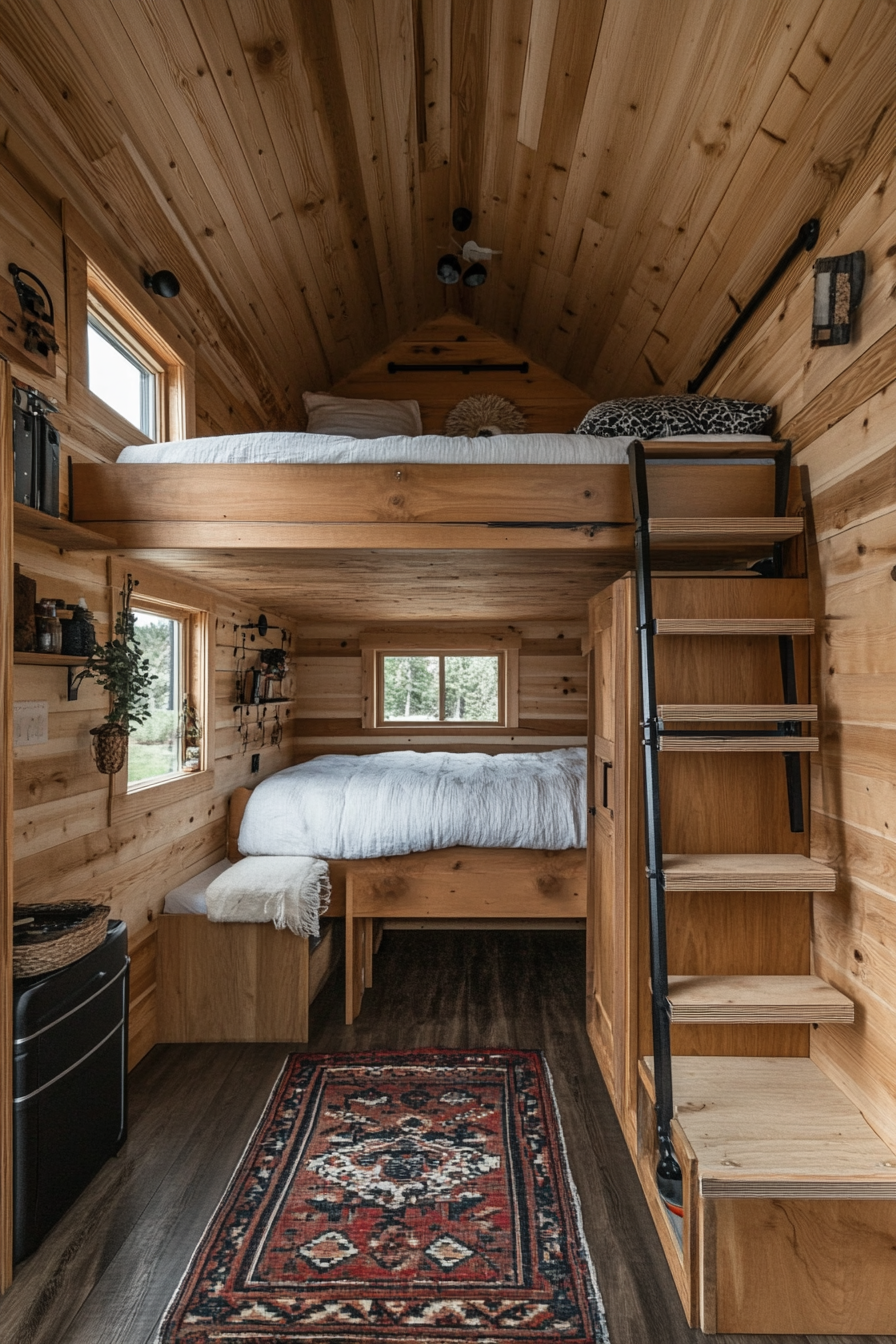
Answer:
[686, 218, 820, 393]
[387, 361, 529, 374]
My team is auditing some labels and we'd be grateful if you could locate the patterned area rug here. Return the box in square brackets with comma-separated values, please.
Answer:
[158, 1049, 609, 1341]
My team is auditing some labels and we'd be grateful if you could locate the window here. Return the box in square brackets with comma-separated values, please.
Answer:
[128, 609, 183, 786]
[107, 571, 214, 822]
[87, 313, 158, 438]
[381, 653, 502, 723]
[361, 631, 520, 730]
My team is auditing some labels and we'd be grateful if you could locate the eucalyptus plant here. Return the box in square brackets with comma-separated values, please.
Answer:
[78, 574, 154, 733]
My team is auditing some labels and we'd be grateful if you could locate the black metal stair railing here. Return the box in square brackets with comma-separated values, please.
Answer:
[626, 436, 801, 1217]
[628, 439, 682, 1215]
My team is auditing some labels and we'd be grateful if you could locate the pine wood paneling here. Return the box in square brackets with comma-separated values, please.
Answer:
[328, 313, 594, 433]
[704, 105, 896, 1151]
[291, 620, 587, 755]
[1, 2, 893, 413]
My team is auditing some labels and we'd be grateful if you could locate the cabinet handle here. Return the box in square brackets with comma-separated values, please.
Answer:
[602, 760, 612, 810]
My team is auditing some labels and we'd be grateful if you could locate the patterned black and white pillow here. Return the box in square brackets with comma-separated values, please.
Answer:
[574, 394, 772, 438]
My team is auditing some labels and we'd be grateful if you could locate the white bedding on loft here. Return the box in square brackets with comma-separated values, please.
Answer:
[238, 748, 588, 859]
[117, 430, 770, 465]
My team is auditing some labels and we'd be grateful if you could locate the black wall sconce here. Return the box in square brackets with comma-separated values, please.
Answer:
[8, 264, 59, 358]
[812, 251, 865, 346]
[144, 269, 181, 298]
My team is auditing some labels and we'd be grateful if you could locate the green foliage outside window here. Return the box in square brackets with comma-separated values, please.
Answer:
[382, 654, 499, 722]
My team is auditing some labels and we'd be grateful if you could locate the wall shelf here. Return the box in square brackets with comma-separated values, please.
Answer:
[14, 501, 116, 551]
[14, 652, 84, 666]
[14, 651, 88, 699]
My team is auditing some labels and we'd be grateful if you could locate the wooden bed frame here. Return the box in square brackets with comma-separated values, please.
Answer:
[70, 453, 799, 553]
[225, 786, 586, 1025]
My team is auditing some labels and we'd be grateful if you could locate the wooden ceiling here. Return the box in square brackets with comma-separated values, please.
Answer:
[2, 0, 894, 431]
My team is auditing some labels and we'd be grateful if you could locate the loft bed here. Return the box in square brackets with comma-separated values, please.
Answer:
[69, 433, 802, 554]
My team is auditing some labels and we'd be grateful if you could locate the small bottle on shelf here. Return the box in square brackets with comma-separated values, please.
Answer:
[34, 600, 63, 654]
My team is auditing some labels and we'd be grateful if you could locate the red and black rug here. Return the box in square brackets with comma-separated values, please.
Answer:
[158, 1049, 609, 1342]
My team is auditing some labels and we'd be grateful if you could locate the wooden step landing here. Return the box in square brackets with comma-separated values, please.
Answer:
[654, 617, 815, 636]
[665, 975, 853, 1023]
[661, 853, 836, 891]
[642, 1055, 896, 1200]
[657, 703, 817, 722]
[648, 517, 803, 542]
[659, 734, 818, 752]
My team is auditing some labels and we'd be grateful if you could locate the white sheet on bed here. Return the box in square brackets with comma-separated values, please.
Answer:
[238, 748, 588, 859]
[117, 430, 770, 465]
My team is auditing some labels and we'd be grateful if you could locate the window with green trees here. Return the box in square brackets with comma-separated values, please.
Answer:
[127, 610, 183, 785]
[381, 653, 501, 723]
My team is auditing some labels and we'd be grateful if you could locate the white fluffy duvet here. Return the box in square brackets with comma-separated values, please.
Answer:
[117, 430, 770, 466]
[238, 749, 588, 859]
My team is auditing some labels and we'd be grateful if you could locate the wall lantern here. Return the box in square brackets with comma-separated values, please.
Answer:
[143, 269, 181, 298]
[812, 251, 864, 346]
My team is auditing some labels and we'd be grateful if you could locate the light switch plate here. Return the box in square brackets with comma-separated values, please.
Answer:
[14, 700, 49, 746]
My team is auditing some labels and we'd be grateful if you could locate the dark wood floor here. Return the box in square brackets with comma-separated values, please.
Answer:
[1, 931, 892, 1344]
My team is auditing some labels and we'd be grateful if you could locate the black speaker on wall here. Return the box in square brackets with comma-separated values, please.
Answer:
[37, 417, 60, 517]
[12, 399, 36, 508]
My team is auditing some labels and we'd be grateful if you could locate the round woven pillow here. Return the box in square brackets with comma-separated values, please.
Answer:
[444, 394, 527, 437]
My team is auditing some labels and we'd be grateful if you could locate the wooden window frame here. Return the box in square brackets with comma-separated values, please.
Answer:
[360, 629, 520, 731]
[63, 201, 195, 456]
[107, 563, 214, 824]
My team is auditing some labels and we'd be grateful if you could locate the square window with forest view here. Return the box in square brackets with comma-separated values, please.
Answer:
[381, 653, 502, 724]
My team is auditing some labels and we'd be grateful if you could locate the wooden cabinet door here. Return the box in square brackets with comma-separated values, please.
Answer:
[586, 581, 631, 1120]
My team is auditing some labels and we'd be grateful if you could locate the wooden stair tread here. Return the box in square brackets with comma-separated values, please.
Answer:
[642, 1056, 896, 1198]
[654, 617, 814, 635]
[659, 734, 818, 752]
[657, 703, 817, 722]
[648, 516, 803, 541]
[662, 853, 836, 891]
[641, 439, 789, 458]
[665, 974, 853, 1023]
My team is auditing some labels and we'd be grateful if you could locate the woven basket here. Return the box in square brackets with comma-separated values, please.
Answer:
[13, 902, 111, 978]
[90, 723, 128, 774]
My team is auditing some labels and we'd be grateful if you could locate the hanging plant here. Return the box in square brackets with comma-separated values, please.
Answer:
[76, 575, 154, 774]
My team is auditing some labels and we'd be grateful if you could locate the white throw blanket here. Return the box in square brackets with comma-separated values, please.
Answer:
[238, 749, 587, 860]
[205, 856, 331, 937]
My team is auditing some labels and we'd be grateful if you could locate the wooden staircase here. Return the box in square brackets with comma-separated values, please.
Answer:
[583, 440, 896, 1335]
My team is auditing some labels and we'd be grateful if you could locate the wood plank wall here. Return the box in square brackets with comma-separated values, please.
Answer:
[293, 620, 587, 756]
[2, 146, 300, 1072]
[12, 546, 299, 1072]
[328, 313, 595, 433]
[711, 104, 896, 1150]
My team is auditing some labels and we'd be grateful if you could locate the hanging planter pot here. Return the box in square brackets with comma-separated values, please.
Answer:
[79, 574, 154, 777]
[90, 723, 129, 775]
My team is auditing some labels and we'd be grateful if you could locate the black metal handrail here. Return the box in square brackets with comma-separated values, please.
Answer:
[687, 220, 819, 392]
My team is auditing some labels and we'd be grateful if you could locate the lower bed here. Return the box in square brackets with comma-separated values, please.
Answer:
[158, 747, 588, 1036]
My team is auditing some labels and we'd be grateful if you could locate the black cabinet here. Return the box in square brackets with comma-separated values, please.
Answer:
[13, 921, 129, 1263]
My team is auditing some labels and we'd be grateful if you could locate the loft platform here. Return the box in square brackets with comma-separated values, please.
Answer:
[639, 1056, 896, 1334]
[70, 457, 801, 554]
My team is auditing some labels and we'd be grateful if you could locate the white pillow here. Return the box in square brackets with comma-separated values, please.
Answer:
[303, 391, 422, 438]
